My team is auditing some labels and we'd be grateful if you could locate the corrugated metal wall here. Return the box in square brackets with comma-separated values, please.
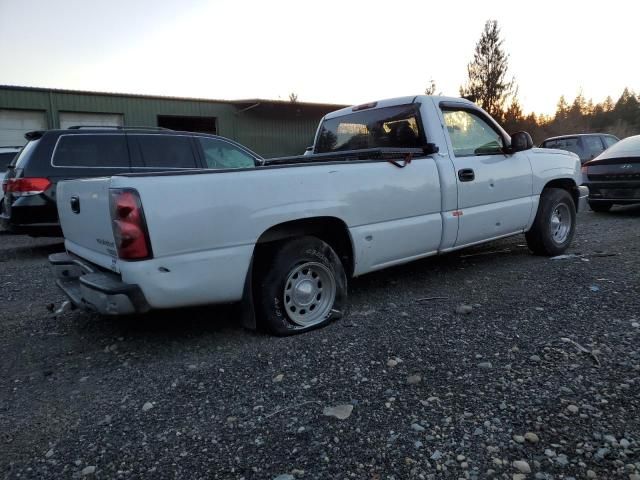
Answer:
[0, 86, 338, 157]
[235, 108, 320, 158]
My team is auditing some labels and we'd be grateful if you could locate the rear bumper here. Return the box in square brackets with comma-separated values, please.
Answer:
[1, 192, 61, 236]
[49, 252, 150, 315]
[584, 180, 640, 204]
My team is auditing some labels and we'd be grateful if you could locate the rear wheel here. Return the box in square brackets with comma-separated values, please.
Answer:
[254, 236, 347, 335]
[588, 201, 612, 212]
[526, 188, 576, 256]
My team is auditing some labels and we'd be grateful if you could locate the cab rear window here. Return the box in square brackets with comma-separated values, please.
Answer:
[53, 135, 129, 168]
[315, 104, 424, 153]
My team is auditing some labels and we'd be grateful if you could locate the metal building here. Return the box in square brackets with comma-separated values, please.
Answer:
[0, 85, 345, 157]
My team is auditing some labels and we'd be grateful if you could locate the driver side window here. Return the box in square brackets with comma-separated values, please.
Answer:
[197, 137, 256, 169]
[442, 109, 504, 156]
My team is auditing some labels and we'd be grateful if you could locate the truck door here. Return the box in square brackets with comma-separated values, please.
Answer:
[440, 107, 533, 247]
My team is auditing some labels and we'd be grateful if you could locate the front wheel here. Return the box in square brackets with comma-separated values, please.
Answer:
[254, 236, 347, 335]
[588, 201, 612, 213]
[526, 188, 576, 256]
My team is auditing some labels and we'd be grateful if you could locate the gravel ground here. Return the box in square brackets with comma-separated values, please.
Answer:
[1, 206, 639, 480]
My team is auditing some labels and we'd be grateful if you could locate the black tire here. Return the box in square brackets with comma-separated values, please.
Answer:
[526, 188, 576, 256]
[254, 236, 347, 336]
[588, 201, 613, 213]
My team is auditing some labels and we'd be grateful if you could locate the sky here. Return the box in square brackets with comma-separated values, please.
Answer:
[0, 0, 637, 116]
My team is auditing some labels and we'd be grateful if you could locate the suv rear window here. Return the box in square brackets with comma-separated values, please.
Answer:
[53, 135, 129, 168]
[11, 140, 39, 169]
[129, 135, 197, 168]
[315, 104, 423, 153]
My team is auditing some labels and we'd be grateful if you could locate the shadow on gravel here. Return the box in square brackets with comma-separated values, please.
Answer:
[105, 304, 246, 340]
[349, 237, 532, 291]
[0, 241, 64, 261]
[606, 204, 640, 217]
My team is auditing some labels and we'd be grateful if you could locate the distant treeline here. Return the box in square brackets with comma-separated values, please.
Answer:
[501, 88, 640, 144]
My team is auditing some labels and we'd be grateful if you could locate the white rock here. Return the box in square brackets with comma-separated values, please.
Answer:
[411, 423, 425, 432]
[273, 374, 284, 383]
[455, 304, 473, 314]
[81, 466, 96, 476]
[407, 374, 422, 385]
[323, 404, 353, 420]
[513, 435, 525, 443]
[525, 432, 540, 443]
[45, 449, 54, 458]
[387, 359, 398, 368]
[512, 460, 531, 474]
[142, 402, 154, 411]
[566, 404, 579, 414]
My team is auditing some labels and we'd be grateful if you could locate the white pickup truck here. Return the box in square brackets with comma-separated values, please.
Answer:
[51, 95, 588, 335]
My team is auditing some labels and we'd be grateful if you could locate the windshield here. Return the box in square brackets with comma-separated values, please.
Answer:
[315, 104, 424, 153]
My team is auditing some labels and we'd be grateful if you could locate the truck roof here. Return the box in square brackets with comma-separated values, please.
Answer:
[323, 95, 476, 120]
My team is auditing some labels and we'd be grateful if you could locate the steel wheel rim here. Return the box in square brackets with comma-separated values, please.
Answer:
[550, 202, 571, 244]
[284, 262, 336, 327]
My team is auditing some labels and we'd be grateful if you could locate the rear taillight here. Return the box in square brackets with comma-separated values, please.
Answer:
[109, 188, 152, 260]
[581, 165, 588, 175]
[3, 177, 51, 196]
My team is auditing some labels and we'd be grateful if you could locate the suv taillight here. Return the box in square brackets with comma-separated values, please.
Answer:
[109, 188, 152, 260]
[3, 177, 51, 196]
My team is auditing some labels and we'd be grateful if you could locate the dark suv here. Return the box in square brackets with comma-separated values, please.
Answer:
[1, 127, 262, 236]
[540, 134, 619, 164]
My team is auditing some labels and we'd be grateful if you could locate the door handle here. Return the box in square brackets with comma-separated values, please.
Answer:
[458, 168, 475, 182]
[70, 196, 80, 214]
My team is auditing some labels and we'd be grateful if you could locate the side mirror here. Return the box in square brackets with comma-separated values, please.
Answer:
[510, 131, 533, 152]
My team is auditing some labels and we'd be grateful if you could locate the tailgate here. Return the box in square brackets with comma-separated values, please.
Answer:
[57, 177, 119, 271]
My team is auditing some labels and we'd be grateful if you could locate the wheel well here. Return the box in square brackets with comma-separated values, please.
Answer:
[255, 217, 355, 276]
[543, 178, 579, 210]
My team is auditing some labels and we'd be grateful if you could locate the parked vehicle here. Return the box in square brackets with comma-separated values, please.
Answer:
[1, 127, 261, 236]
[51, 95, 587, 335]
[582, 134, 640, 212]
[0, 146, 22, 213]
[540, 134, 619, 164]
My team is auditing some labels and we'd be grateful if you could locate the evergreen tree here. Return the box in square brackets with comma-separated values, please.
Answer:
[555, 95, 569, 122]
[459, 20, 516, 120]
[613, 88, 640, 127]
[502, 98, 524, 133]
